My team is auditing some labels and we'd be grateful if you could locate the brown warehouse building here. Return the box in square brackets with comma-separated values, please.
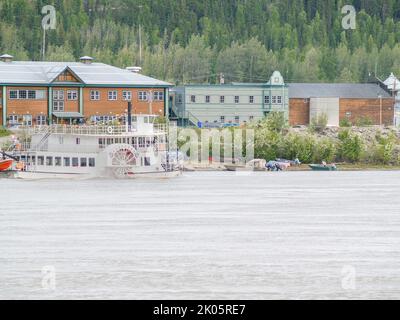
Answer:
[0, 54, 172, 127]
[288, 83, 395, 126]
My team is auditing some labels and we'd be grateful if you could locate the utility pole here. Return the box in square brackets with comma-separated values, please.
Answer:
[42, 29, 46, 61]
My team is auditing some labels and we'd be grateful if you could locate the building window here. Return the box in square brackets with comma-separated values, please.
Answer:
[235, 96, 240, 104]
[53, 90, 64, 101]
[153, 91, 164, 101]
[9, 90, 45, 100]
[108, 91, 118, 101]
[22, 115, 32, 126]
[76, 138, 80, 145]
[205, 95, 210, 103]
[36, 115, 47, 126]
[67, 90, 78, 101]
[90, 90, 100, 101]
[249, 116, 254, 121]
[8, 115, 19, 125]
[19, 90, 27, 99]
[277, 96, 282, 104]
[235, 116, 240, 124]
[190, 95, 196, 103]
[220, 96, 225, 103]
[144, 157, 151, 166]
[53, 101, 64, 112]
[122, 91, 132, 101]
[28, 91, 36, 99]
[9, 90, 18, 99]
[139, 91, 148, 101]
[272, 96, 277, 104]
[177, 95, 183, 104]
[249, 96, 254, 104]
[265, 96, 270, 104]
[220, 116, 225, 123]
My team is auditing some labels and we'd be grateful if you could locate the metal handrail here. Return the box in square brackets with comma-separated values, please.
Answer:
[19, 124, 169, 136]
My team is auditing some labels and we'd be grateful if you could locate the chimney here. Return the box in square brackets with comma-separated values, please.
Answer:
[126, 66, 142, 74]
[219, 73, 225, 84]
[0, 54, 14, 63]
[79, 56, 94, 64]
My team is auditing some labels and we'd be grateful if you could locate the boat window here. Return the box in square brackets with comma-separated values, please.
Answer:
[72, 157, 79, 167]
[144, 157, 151, 166]
[89, 158, 96, 167]
[139, 137, 145, 148]
[31, 156, 36, 165]
[146, 137, 151, 147]
[55, 157, 62, 166]
[80, 158, 87, 167]
[38, 156, 44, 166]
[46, 157, 53, 166]
[64, 157, 70, 167]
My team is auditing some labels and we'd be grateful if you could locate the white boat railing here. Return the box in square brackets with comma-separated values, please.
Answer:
[20, 124, 169, 136]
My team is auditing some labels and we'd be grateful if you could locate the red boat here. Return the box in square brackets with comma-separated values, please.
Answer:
[0, 159, 13, 172]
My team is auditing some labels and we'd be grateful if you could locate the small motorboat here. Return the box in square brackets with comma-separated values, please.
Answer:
[0, 159, 13, 172]
[309, 164, 338, 171]
[224, 159, 267, 172]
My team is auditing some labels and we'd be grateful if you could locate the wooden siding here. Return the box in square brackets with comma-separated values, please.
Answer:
[289, 98, 310, 126]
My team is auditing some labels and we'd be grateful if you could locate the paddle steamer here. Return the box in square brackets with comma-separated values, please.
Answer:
[2, 114, 182, 179]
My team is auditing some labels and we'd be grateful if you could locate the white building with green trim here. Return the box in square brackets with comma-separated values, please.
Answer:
[170, 71, 288, 126]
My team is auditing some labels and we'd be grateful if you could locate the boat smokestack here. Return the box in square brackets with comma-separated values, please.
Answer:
[127, 101, 133, 132]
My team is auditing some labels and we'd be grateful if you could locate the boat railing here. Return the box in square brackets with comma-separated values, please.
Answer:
[20, 124, 170, 136]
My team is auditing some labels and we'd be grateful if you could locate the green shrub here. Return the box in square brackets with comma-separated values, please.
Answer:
[254, 128, 283, 161]
[367, 131, 398, 164]
[338, 129, 364, 163]
[313, 138, 337, 163]
[355, 116, 374, 127]
[340, 118, 352, 127]
[265, 111, 287, 133]
[310, 113, 328, 132]
[281, 133, 316, 163]
[0, 127, 11, 138]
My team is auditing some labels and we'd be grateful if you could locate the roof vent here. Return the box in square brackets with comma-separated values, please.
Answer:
[126, 66, 142, 73]
[0, 54, 14, 63]
[79, 56, 94, 64]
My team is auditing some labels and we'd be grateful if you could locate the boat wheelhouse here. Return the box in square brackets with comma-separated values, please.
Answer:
[7, 115, 182, 179]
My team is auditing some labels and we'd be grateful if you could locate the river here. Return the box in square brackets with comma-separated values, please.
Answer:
[1, 171, 400, 299]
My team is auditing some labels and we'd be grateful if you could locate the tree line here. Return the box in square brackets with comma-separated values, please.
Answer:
[1, 0, 400, 84]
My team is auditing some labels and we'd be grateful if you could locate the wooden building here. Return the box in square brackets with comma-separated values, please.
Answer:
[0, 54, 172, 127]
[288, 83, 395, 126]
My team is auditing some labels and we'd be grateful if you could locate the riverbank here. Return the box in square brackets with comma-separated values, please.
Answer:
[184, 163, 400, 172]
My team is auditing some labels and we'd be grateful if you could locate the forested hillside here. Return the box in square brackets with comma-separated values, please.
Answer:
[1, 0, 400, 84]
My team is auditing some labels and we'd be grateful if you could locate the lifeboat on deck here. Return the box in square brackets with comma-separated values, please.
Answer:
[0, 159, 13, 172]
